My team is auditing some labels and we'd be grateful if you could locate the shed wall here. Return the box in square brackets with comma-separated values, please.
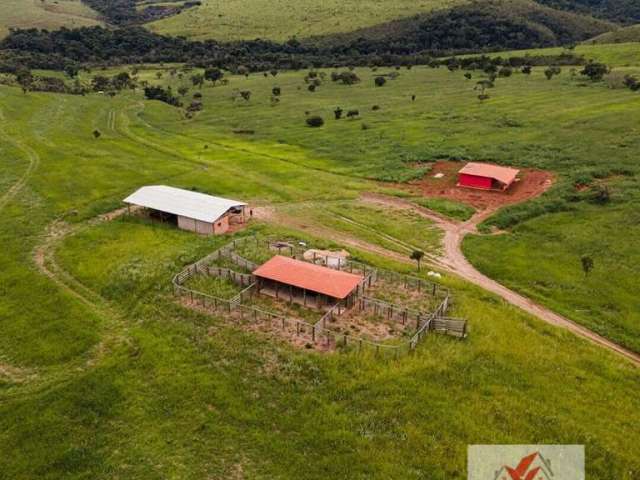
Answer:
[458, 173, 493, 190]
[178, 216, 215, 234]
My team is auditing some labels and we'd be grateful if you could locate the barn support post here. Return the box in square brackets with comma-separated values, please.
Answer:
[289, 285, 293, 304]
[303, 289, 307, 307]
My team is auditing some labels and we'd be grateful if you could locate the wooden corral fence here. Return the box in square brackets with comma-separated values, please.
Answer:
[171, 236, 467, 357]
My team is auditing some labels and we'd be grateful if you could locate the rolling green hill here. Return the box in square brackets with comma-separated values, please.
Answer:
[146, 0, 466, 42]
[0, 0, 102, 39]
[586, 23, 640, 44]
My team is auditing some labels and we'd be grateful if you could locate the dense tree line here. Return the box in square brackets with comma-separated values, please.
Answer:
[0, 26, 587, 74]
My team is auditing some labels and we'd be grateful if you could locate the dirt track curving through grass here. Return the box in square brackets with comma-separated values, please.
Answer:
[360, 193, 640, 366]
[0, 110, 40, 213]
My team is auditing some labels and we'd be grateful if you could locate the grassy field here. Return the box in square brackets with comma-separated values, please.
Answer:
[146, 0, 464, 41]
[0, 0, 101, 39]
[1, 51, 640, 477]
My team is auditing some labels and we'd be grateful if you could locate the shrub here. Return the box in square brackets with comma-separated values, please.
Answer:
[498, 66, 513, 77]
[581, 62, 609, 81]
[306, 115, 324, 127]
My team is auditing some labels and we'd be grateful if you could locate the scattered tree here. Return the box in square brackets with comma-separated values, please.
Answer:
[191, 73, 204, 89]
[498, 66, 513, 77]
[544, 66, 561, 80]
[581, 62, 609, 82]
[521, 65, 532, 75]
[334, 107, 343, 120]
[410, 250, 425, 271]
[580, 255, 594, 277]
[92, 129, 101, 139]
[15, 68, 33, 94]
[272, 86, 281, 96]
[64, 63, 79, 78]
[374, 76, 386, 87]
[204, 67, 224, 85]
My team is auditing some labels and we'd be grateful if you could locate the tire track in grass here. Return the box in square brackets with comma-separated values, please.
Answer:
[0, 109, 40, 213]
[0, 207, 135, 400]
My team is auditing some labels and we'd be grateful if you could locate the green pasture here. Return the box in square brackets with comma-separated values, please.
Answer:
[1, 52, 640, 478]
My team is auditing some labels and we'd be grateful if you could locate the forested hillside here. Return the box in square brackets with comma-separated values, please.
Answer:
[313, 0, 614, 52]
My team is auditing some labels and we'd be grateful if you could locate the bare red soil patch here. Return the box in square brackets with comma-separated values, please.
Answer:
[409, 161, 554, 209]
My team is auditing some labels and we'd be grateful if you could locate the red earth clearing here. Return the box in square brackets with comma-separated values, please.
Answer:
[408, 161, 555, 210]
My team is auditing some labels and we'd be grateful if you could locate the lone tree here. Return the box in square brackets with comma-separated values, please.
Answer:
[374, 76, 386, 87]
[410, 250, 425, 272]
[580, 255, 594, 277]
[92, 129, 101, 139]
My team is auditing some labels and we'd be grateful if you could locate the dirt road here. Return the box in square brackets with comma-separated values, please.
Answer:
[360, 193, 640, 366]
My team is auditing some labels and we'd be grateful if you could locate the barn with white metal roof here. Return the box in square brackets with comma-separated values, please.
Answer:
[124, 186, 248, 235]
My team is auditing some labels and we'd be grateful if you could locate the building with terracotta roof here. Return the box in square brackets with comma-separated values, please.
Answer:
[253, 255, 363, 308]
[457, 162, 520, 191]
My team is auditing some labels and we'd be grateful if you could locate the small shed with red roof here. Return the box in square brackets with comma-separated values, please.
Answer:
[253, 255, 363, 308]
[457, 162, 520, 191]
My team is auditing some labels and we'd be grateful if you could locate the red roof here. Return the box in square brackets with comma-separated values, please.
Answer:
[458, 162, 519, 186]
[253, 256, 363, 299]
